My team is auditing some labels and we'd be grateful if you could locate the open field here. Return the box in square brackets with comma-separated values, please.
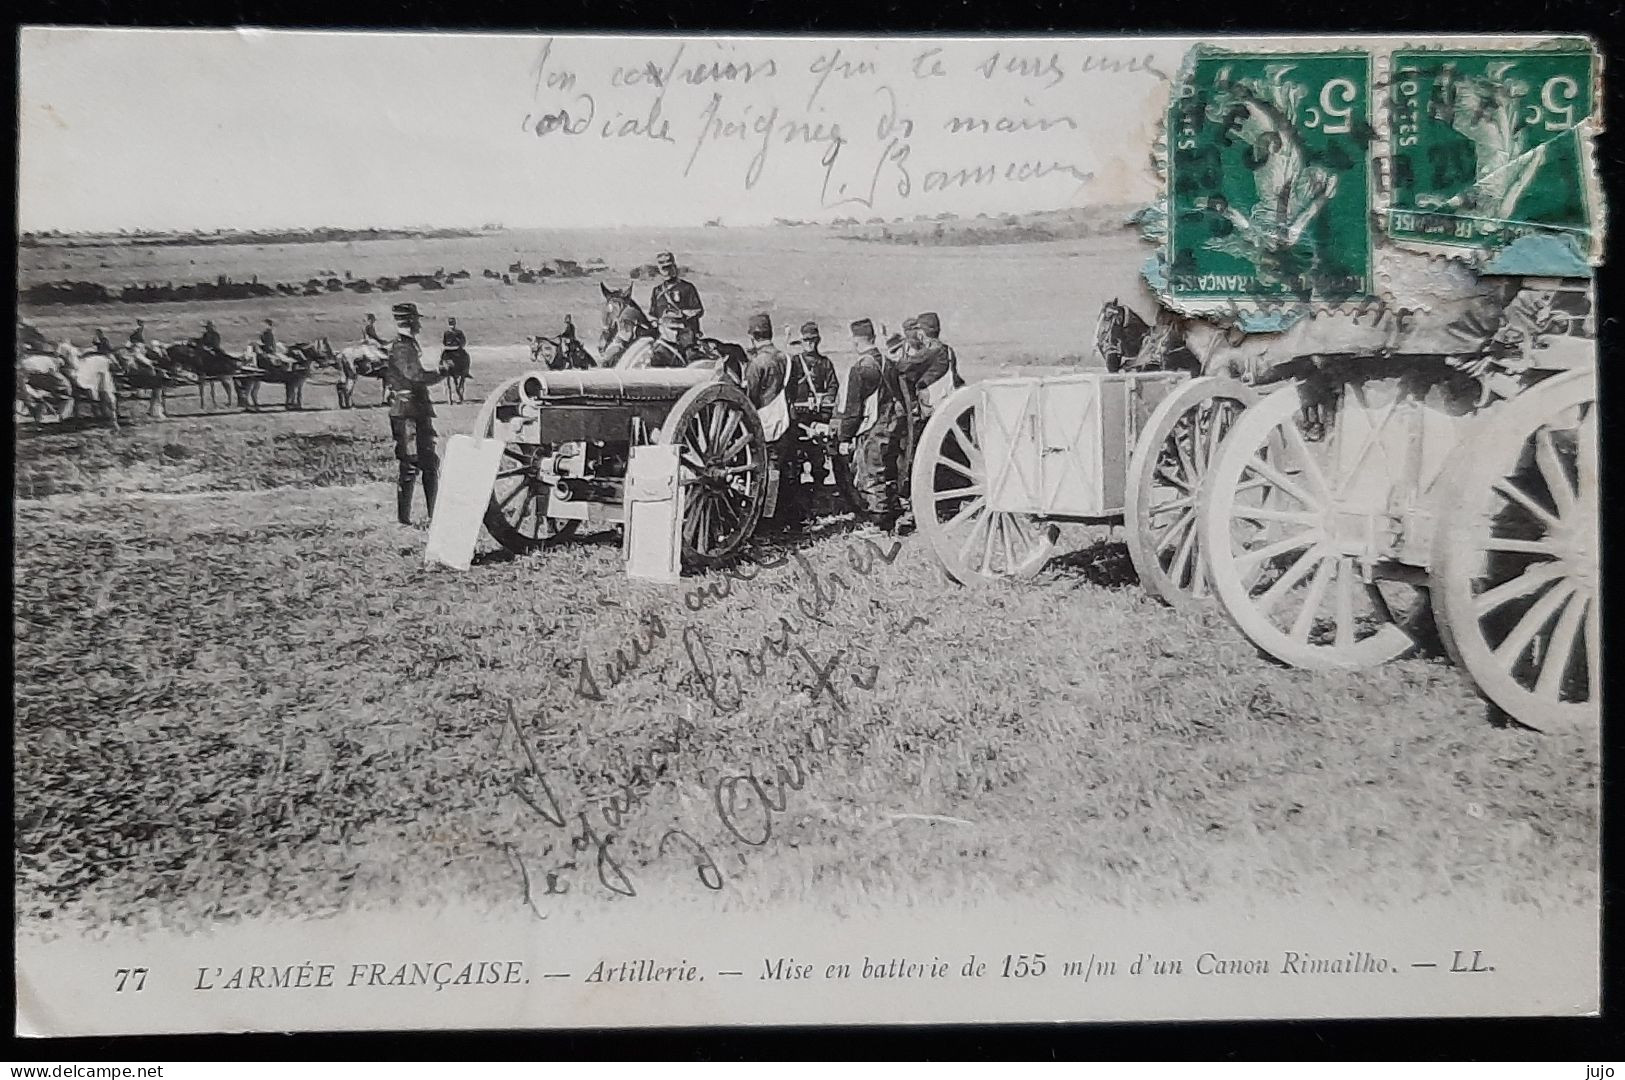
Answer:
[13, 224, 1600, 938]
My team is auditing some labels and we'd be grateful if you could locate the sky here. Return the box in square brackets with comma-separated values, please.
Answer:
[18, 29, 1553, 233]
[17, 29, 1187, 232]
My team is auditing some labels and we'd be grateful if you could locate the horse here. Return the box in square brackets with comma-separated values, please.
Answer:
[1095, 298, 1150, 373]
[24, 344, 122, 429]
[16, 352, 76, 423]
[164, 341, 240, 410]
[335, 342, 389, 407]
[1093, 299, 1203, 377]
[599, 282, 656, 366]
[438, 345, 472, 404]
[244, 339, 327, 410]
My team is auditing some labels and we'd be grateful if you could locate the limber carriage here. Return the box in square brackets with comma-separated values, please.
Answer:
[473, 365, 768, 568]
[909, 369, 1259, 606]
[914, 273, 1598, 735]
[1197, 275, 1598, 735]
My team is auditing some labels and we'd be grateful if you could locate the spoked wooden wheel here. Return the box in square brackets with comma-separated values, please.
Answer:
[1126, 376, 1258, 608]
[659, 380, 768, 569]
[1433, 371, 1598, 734]
[910, 384, 1060, 586]
[473, 376, 579, 553]
[1200, 381, 1419, 669]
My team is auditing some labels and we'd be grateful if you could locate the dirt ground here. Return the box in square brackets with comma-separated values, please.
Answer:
[12, 224, 1600, 936]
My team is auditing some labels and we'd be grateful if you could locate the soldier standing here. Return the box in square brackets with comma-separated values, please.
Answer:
[914, 312, 963, 407]
[648, 251, 705, 339]
[384, 302, 445, 525]
[786, 320, 839, 490]
[835, 318, 906, 533]
[741, 313, 796, 524]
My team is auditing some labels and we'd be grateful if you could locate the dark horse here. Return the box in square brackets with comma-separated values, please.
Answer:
[1094, 298, 1202, 376]
[438, 346, 472, 404]
[164, 341, 242, 410]
[598, 282, 657, 366]
[250, 339, 333, 410]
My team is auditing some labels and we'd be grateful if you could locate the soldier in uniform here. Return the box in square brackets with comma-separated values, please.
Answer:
[647, 251, 705, 339]
[258, 318, 290, 369]
[128, 319, 147, 349]
[741, 313, 799, 525]
[384, 302, 445, 525]
[835, 318, 907, 533]
[648, 310, 692, 368]
[785, 320, 840, 491]
[362, 313, 388, 352]
[91, 328, 115, 355]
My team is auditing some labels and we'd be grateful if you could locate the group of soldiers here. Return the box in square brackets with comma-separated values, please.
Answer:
[578, 249, 965, 534]
[733, 309, 963, 534]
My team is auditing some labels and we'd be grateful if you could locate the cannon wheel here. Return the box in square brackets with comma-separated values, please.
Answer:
[910, 383, 1059, 586]
[1125, 376, 1258, 609]
[472, 376, 580, 553]
[1199, 380, 1417, 670]
[1432, 370, 1598, 735]
[658, 380, 768, 569]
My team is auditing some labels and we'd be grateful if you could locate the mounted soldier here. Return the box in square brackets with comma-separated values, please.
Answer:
[647, 251, 705, 339]
[648, 310, 692, 369]
[257, 318, 293, 370]
[362, 313, 388, 353]
[196, 320, 220, 351]
[836, 318, 907, 534]
[91, 328, 115, 356]
[127, 319, 148, 349]
[384, 302, 445, 525]
[440, 315, 472, 403]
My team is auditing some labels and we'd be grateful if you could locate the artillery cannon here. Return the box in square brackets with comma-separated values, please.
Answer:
[472, 366, 769, 568]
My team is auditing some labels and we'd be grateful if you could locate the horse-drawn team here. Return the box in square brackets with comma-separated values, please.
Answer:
[14, 307, 476, 428]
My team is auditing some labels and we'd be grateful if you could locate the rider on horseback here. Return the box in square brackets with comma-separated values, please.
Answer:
[258, 318, 293, 371]
[363, 313, 388, 353]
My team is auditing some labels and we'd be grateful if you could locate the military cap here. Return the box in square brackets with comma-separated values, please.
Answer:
[391, 302, 423, 320]
[850, 318, 875, 338]
[447, 317, 458, 325]
[800, 320, 820, 338]
[748, 313, 773, 337]
[885, 331, 907, 354]
[655, 251, 677, 264]
[902, 316, 920, 332]
[918, 311, 941, 333]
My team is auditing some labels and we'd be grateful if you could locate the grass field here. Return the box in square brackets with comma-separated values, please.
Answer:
[12, 225, 1600, 938]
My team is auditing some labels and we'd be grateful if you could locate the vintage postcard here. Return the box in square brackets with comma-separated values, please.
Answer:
[14, 29, 1603, 1036]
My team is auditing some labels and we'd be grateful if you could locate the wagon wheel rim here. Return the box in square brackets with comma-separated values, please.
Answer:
[662, 382, 767, 567]
[1200, 381, 1417, 670]
[1433, 372, 1598, 734]
[474, 376, 579, 553]
[911, 385, 1058, 585]
[1126, 376, 1257, 609]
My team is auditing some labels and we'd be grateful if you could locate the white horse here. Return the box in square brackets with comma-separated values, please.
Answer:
[335, 342, 389, 407]
[18, 344, 122, 429]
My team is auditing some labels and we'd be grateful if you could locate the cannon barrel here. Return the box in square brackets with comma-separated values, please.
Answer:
[517, 367, 714, 407]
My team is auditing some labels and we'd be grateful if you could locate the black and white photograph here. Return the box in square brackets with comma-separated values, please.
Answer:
[13, 28, 1602, 1036]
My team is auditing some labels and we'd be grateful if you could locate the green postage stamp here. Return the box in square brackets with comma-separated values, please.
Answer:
[1165, 50, 1374, 308]
[1386, 45, 1598, 258]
